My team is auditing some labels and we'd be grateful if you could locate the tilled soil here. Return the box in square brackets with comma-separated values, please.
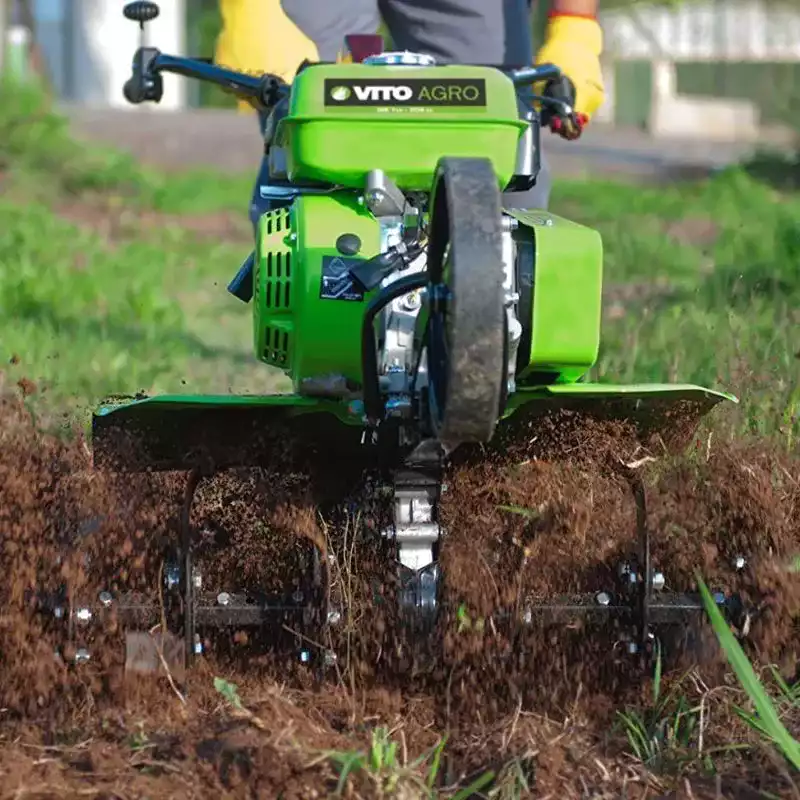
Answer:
[1, 385, 799, 798]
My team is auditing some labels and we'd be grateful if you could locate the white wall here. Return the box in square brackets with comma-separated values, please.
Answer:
[68, 0, 186, 110]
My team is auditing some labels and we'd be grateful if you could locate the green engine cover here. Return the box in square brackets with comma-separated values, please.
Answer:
[275, 63, 527, 191]
[508, 209, 604, 384]
[253, 194, 381, 390]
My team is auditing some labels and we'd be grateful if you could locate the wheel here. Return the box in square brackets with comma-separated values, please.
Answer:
[425, 157, 506, 445]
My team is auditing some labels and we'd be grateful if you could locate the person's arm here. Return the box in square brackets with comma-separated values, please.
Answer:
[549, 0, 598, 17]
[534, 0, 605, 134]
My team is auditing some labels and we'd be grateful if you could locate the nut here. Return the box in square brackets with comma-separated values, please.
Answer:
[595, 592, 611, 606]
[327, 609, 342, 625]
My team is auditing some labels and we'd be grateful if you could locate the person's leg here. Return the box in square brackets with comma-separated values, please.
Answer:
[379, 0, 531, 66]
[280, 0, 382, 62]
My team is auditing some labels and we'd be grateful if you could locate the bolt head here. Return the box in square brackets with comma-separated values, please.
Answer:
[734, 556, 746, 571]
[327, 609, 341, 625]
[76, 607, 92, 623]
[299, 649, 311, 664]
[652, 572, 666, 591]
[74, 648, 91, 663]
[192, 570, 202, 590]
[98, 591, 113, 607]
[216, 592, 231, 607]
[595, 591, 611, 607]
[627, 641, 638, 655]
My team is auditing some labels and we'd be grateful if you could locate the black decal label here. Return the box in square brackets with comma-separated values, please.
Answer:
[320, 255, 364, 301]
[324, 78, 487, 107]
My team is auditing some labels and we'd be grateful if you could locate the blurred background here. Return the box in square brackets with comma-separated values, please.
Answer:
[2, 0, 799, 142]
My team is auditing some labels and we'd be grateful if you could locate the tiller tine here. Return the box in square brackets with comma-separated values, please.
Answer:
[481, 463, 749, 661]
[41, 466, 332, 681]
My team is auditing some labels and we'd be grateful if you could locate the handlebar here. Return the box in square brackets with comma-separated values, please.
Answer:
[123, 49, 288, 110]
[123, 51, 584, 137]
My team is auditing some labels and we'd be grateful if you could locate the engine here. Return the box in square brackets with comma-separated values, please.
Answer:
[250, 178, 602, 422]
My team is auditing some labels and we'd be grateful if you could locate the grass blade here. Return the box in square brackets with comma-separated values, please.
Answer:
[696, 574, 800, 769]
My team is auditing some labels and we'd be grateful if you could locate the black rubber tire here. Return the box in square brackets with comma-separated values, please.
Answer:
[425, 157, 506, 445]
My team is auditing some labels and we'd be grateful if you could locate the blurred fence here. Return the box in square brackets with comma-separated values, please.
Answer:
[598, 0, 800, 141]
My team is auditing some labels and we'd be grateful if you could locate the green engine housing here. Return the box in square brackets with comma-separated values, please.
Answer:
[253, 194, 380, 389]
[275, 63, 527, 191]
[253, 196, 604, 392]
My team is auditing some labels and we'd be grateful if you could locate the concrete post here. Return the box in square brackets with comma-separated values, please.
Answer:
[0, 0, 6, 74]
[68, 0, 186, 110]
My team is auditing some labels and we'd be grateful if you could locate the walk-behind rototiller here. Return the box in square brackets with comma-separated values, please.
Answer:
[44, 1, 748, 679]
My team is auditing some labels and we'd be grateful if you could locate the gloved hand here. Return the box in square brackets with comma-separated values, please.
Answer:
[215, 0, 319, 113]
[534, 14, 605, 138]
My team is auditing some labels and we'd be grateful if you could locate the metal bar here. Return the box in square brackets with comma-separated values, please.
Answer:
[521, 594, 708, 625]
[181, 468, 202, 664]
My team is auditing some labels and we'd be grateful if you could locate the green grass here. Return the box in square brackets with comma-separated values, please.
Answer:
[551, 169, 800, 443]
[0, 80, 284, 428]
[0, 79, 798, 444]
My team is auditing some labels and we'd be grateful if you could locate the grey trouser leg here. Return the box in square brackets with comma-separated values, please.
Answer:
[278, 0, 550, 209]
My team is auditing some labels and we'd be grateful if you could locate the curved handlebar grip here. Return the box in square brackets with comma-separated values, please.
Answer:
[123, 77, 145, 104]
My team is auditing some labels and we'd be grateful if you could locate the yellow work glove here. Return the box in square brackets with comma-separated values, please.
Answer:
[534, 14, 605, 136]
[215, 0, 319, 113]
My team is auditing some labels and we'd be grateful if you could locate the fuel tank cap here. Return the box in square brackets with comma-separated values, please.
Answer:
[363, 52, 436, 67]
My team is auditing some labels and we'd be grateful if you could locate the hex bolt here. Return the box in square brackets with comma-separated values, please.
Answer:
[327, 609, 342, 625]
[192, 569, 203, 590]
[75, 608, 92, 623]
[651, 572, 666, 592]
[194, 637, 204, 655]
[299, 649, 311, 663]
[627, 641, 638, 655]
[595, 591, 611, 607]
[74, 648, 91, 663]
[734, 556, 746, 571]
[216, 592, 231, 606]
[324, 651, 338, 666]
[522, 608, 533, 625]
[98, 591, 113, 608]
[53, 606, 65, 619]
